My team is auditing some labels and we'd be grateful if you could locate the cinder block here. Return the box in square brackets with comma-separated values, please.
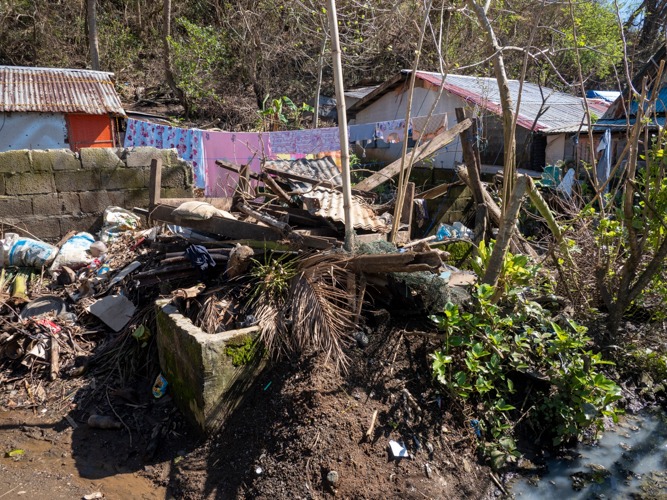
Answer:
[100, 168, 144, 191]
[171, 156, 195, 186]
[155, 300, 267, 435]
[59, 214, 102, 236]
[5, 172, 56, 195]
[124, 147, 177, 168]
[54, 170, 101, 192]
[107, 191, 125, 208]
[80, 148, 123, 170]
[3, 216, 61, 241]
[159, 166, 189, 189]
[161, 187, 194, 199]
[59, 192, 81, 215]
[32, 194, 62, 215]
[0, 150, 32, 174]
[124, 188, 150, 209]
[33, 149, 81, 172]
[79, 190, 122, 214]
[0, 196, 33, 217]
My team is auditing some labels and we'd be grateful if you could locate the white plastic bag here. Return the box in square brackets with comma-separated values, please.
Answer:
[0, 233, 58, 268]
[98, 207, 141, 243]
[49, 232, 96, 274]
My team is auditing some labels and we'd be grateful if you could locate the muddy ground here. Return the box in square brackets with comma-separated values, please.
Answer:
[0, 313, 495, 500]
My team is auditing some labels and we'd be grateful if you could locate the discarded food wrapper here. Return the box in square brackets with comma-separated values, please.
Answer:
[389, 440, 409, 458]
[98, 207, 141, 243]
[87, 295, 136, 332]
[153, 373, 168, 398]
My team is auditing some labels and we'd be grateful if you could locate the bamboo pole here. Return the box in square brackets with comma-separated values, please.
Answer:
[313, 19, 329, 129]
[389, 0, 434, 243]
[326, 0, 354, 251]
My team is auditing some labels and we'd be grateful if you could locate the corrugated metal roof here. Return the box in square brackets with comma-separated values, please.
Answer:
[593, 116, 665, 131]
[587, 90, 622, 102]
[629, 86, 667, 114]
[345, 85, 380, 100]
[302, 187, 389, 232]
[265, 156, 388, 232]
[0, 65, 125, 115]
[415, 72, 611, 131]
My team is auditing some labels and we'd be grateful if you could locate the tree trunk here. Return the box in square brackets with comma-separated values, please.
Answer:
[88, 0, 100, 71]
[162, 0, 190, 117]
[466, 0, 516, 214]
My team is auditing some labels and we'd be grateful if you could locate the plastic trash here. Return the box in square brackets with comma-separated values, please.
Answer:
[435, 223, 452, 241]
[389, 440, 409, 458]
[19, 294, 67, 320]
[453, 222, 474, 240]
[87, 415, 122, 429]
[153, 373, 168, 398]
[49, 232, 95, 275]
[0, 233, 58, 268]
[98, 207, 141, 243]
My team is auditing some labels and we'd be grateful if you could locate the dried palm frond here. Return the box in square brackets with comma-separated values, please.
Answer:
[253, 294, 288, 356]
[288, 254, 358, 372]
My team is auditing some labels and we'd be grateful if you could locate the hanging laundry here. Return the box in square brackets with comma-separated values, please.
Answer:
[204, 131, 270, 197]
[375, 119, 408, 143]
[411, 113, 448, 141]
[270, 130, 298, 154]
[348, 123, 376, 143]
[596, 128, 612, 203]
[124, 119, 206, 190]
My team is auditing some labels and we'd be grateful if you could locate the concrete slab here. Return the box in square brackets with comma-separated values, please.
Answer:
[155, 299, 268, 435]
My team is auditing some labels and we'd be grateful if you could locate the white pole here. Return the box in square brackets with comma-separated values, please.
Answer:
[327, 0, 354, 252]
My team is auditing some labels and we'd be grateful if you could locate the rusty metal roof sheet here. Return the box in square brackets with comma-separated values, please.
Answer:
[302, 187, 389, 233]
[0, 66, 125, 115]
[265, 156, 342, 185]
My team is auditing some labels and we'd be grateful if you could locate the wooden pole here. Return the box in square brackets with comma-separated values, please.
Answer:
[389, 0, 435, 243]
[313, 19, 329, 130]
[326, 0, 354, 251]
[455, 108, 485, 206]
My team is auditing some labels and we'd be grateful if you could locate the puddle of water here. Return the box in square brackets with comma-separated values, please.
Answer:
[510, 410, 667, 499]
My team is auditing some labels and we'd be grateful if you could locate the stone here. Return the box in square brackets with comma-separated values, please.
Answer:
[0, 150, 31, 173]
[0, 196, 33, 217]
[80, 147, 123, 170]
[124, 147, 177, 168]
[58, 193, 81, 215]
[31, 150, 79, 172]
[99, 168, 144, 191]
[32, 194, 62, 216]
[54, 170, 101, 192]
[5, 172, 56, 195]
[155, 300, 267, 435]
[327, 471, 339, 485]
[79, 190, 118, 214]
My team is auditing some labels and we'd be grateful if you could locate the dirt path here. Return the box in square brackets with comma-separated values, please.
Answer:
[0, 411, 168, 500]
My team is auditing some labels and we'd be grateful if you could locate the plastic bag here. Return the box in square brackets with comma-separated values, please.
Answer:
[436, 223, 452, 241]
[0, 233, 58, 268]
[49, 232, 96, 275]
[98, 207, 141, 243]
[452, 222, 474, 240]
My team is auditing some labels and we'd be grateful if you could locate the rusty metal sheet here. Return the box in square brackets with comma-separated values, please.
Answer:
[0, 65, 125, 115]
[302, 187, 389, 233]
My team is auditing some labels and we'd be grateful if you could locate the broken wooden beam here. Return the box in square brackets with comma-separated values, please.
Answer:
[356, 118, 472, 192]
[343, 251, 442, 274]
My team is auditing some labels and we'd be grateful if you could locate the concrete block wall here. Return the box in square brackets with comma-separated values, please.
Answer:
[0, 147, 194, 241]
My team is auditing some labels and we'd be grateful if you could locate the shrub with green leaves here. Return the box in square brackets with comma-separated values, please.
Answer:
[430, 284, 622, 467]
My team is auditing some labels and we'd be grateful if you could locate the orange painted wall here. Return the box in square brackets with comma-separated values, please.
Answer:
[66, 114, 115, 152]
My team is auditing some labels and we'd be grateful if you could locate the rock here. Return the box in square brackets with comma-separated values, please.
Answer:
[425, 463, 433, 479]
[57, 266, 76, 285]
[353, 331, 369, 348]
[640, 372, 654, 389]
[90, 241, 108, 257]
[426, 442, 434, 454]
[327, 470, 339, 485]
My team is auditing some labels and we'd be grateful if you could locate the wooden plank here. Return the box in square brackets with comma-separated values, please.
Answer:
[149, 204, 333, 250]
[343, 251, 442, 274]
[263, 166, 376, 200]
[416, 181, 463, 200]
[400, 182, 415, 226]
[356, 118, 472, 192]
[149, 158, 162, 208]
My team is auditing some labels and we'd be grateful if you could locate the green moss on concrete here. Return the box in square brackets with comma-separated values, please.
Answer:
[224, 336, 267, 367]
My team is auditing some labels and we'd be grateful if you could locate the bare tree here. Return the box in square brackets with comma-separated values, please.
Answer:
[162, 0, 190, 117]
[88, 0, 100, 70]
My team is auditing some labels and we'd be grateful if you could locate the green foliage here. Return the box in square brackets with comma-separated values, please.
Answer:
[430, 279, 621, 466]
[224, 336, 267, 366]
[168, 18, 228, 110]
[99, 20, 141, 75]
[470, 240, 541, 299]
[259, 96, 314, 131]
[249, 251, 299, 302]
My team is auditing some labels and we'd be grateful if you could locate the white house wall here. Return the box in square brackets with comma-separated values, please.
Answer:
[0, 112, 68, 152]
[545, 134, 566, 166]
[354, 87, 465, 169]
